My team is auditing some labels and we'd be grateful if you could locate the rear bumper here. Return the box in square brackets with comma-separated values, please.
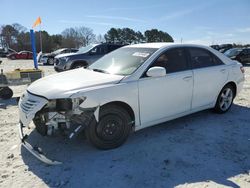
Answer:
[18, 122, 62, 165]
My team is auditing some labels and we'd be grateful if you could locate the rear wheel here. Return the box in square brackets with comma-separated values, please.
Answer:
[85, 105, 132, 150]
[0, 87, 13, 100]
[214, 84, 235, 113]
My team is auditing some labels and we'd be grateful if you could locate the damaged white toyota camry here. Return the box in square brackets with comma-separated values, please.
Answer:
[18, 43, 244, 164]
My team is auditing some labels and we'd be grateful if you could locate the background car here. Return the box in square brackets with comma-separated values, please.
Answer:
[224, 48, 250, 65]
[40, 48, 78, 65]
[218, 44, 233, 53]
[0, 47, 16, 57]
[54, 43, 125, 72]
[210, 45, 220, 50]
[7, 51, 33, 60]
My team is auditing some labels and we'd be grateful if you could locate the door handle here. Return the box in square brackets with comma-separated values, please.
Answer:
[183, 76, 192, 81]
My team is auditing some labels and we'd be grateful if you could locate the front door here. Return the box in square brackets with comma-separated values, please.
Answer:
[138, 48, 193, 127]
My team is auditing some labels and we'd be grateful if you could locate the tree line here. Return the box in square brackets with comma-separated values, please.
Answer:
[0, 23, 174, 53]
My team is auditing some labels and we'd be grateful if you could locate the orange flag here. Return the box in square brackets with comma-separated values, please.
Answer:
[32, 17, 42, 28]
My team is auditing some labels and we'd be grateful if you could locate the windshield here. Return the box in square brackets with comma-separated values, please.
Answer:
[52, 49, 65, 54]
[224, 48, 242, 57]
[77, 44, 97, 54]
[88, 47, 157, 75]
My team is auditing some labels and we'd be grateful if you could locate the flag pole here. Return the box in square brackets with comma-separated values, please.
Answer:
[39, 23, 43, 52]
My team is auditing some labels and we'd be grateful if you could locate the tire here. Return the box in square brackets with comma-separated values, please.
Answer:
[71, 62, 86, 69]
[214, 84, 235, 113]
[0, 87, 13, 100]
[33, 112, 47, 136]
[85, 104, 132, 150]
[47, 58, 54, 65]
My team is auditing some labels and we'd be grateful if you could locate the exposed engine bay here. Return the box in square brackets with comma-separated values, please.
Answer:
[18, 91, 99, 165]
[33, 97, 95, 138]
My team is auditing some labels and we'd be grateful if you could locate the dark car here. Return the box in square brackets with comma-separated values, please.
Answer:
[224, 48, 250, 65]
[40, 48, 78, 65]
[219, 44, 233, 53]
[54, 43, 125, 72]
[7, 51, 33, 60]
[210, 45, 220, 50]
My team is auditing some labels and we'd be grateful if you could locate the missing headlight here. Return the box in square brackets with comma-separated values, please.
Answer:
[56, 99, 72, 111]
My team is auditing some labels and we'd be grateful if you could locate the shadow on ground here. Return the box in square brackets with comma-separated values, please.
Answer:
[0, 97, 18, 108]
[21, 104, 250, 188]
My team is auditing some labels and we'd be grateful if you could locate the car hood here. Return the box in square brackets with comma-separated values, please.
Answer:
[55, 53, 77, 59]
[27, 68, 124, 99]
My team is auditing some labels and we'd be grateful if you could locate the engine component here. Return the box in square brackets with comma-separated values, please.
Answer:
[56, 99, 72, 111]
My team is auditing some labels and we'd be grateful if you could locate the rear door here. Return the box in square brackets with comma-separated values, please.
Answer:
[188, 47, 228, 109]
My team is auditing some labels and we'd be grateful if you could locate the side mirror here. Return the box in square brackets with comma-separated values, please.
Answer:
[146, 66, 166, 77]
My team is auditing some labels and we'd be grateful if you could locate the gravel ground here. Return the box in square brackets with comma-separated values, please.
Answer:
[0, 58, 250, 188]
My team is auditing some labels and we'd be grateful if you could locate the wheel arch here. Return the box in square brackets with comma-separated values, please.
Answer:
[100, 101, 135, 125]
[70, 60, 88, 68]
[224, 81, 237, 98]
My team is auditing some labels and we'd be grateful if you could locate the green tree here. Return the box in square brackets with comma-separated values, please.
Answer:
[144, 29, 174, 42]
[104, 28, 119, 43]
[0, 24, 18, 49]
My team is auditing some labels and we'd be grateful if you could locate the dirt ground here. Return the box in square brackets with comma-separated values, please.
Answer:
[0, 58, 250, 188]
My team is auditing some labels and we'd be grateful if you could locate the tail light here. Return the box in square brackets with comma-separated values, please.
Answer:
[240, 66, 245, 74]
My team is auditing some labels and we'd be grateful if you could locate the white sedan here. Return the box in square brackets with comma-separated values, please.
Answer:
[18, 43, 245, 164]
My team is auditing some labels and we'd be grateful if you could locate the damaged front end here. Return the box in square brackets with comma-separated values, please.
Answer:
[18, 91, 98, 165]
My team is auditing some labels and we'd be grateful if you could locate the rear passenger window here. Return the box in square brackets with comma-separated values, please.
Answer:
[212, 54, 224, 66]
[189, 48, 223, 68]
[151, 48, 188, 74]
[98, 46, 107, 54]
[108, 45, 121, 52]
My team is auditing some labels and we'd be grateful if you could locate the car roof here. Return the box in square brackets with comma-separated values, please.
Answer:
[19, 50, 32, 53]
[124, 42, 211, 50]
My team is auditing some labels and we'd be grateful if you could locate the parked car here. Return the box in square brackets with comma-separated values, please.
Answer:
[210, 45, 220, 50]
[224, 48, 250, 65]
[7, 51, 33, 60]
[40, 48, 78, 65]
[219, 44, 233, 53]
[54, 43, 125, 72]
[0, 47, 16, 57]
[18, 43, 244, 164]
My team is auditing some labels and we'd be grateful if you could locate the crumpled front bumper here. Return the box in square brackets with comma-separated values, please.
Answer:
[18, 122, 62, 165]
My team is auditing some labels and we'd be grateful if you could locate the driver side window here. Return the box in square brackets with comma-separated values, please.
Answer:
[90, 47, 97, 54]
[149, 48, 188, 74]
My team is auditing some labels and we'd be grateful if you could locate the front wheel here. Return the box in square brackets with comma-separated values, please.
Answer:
[47, 58, 54, 65]
[85, 105, 132, 150]
[214, 84, 235, 113]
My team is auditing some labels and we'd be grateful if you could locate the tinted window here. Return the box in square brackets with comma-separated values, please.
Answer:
[189, 48, 223, 68]
[242, 49, 250, 55]
[211, 53, 224, 66]
[90, 46, 107, 55]
[98, 45, 108, 54]
[108, 45, 123, 52]
[150, 48, 188, 73]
